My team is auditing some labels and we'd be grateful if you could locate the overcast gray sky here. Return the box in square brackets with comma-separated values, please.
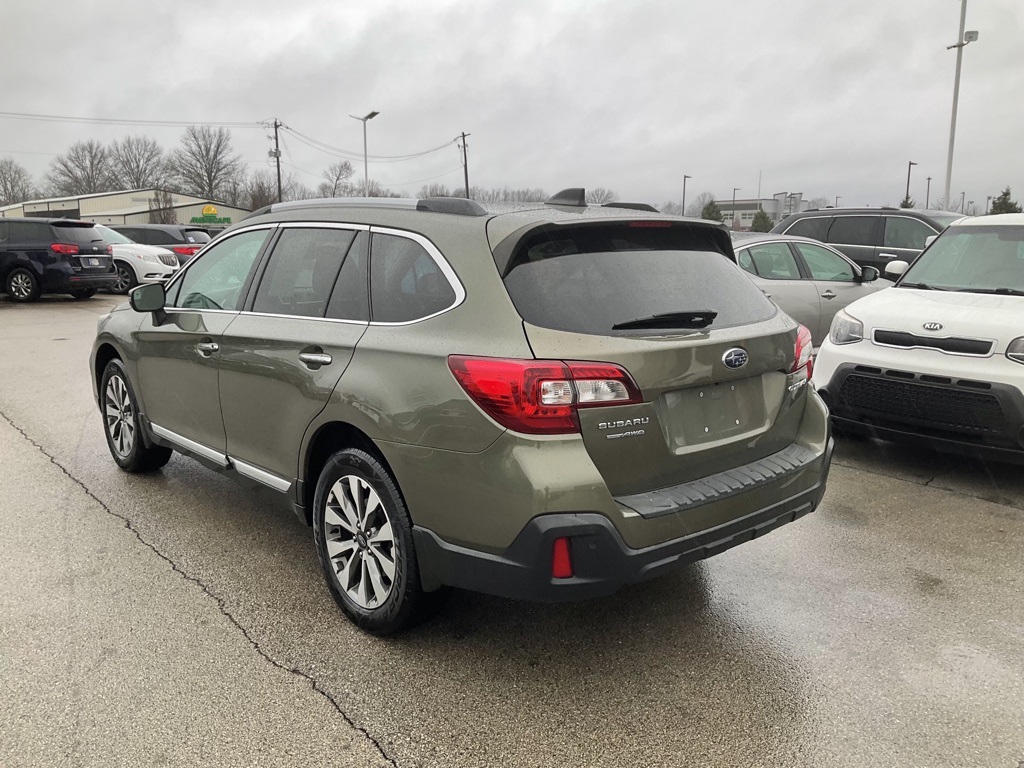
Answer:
[2, 0, 1022, 210]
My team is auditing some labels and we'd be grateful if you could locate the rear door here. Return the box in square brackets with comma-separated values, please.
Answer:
[825, 215, 882, 269]
[217, 225, 369, 484]
[498, 221, 806, 498]
[51, 221, 113, 277]
[739, 241, 820, 335]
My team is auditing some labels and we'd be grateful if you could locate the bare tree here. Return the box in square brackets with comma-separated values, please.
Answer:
[417, 183, 454, 198]
[585, 187, 618, 205]
[0, 157, 36, 205]
[686, 192, 716, 218]
[45, 140, 116, 196]
[110, 135, 167, 190]
[244, 170, 282, 210]
[148, 189, 177, 224]
[316, 161, 355, 197]
[659, 201, 683, 216]
[168, 126, 243, 200]
[285, 181, 315, 202]
[808, 196, 831, 209]
[470, 186, 548, 203]
[353, 178, 399, 198]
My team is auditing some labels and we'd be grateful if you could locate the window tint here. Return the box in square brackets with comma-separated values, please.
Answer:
[52, 223, 105, 246]
[747, 242, 801, 280]
[794, 242, 855, 281]
[171, 229, 268, 311]
[827, 216, 878, 246]
[884, 216, 935, 250]
[736, 248, 756, 274]
[326, 231, 369, 321]
[114, 227, 143, 242]
[0, 221, 9, 243]
[9, 221, 53, 242]
[785, 216, 830, 241]
[252, 228, 356, 318]
[503, 224, 775, 335]
[146, 229, 182, 245]
[370, 233, 456, 322]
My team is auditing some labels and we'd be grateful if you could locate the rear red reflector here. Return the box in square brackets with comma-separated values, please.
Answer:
[792, 324, 814, 378]
[628, 220, 672, 228]
[50, 243, 79, 255]
[552, 537, 573, 578]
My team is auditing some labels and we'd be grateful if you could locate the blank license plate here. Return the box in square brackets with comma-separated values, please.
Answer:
[88, 258, 100, 266]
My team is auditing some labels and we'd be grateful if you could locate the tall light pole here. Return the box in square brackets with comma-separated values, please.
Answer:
[986, 195, 993, 214]
[926, 176, 932, 208]
[960, 191, 966, 213]
[944, 1, 978, 208]
[731, 187, 740, 230]
[349, 110, 379, 196]
[835, 195, 842, 208]
[905, 161, 917, 203]
[682, 174, 691, 215]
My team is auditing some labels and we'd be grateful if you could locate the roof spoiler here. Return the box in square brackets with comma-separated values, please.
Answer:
[602, 201, 660, 213]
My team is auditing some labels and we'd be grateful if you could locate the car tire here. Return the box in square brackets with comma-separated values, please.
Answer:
[6, 268, 40, 302]
[100, 359, 173, 473]
[70, 289, 97, 300]
[313, 448, 446, 635]
[112, 262, 137, 294]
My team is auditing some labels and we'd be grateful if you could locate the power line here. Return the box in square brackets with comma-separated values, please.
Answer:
[283, 127, 455, 162]
[0, 110, 258, 128]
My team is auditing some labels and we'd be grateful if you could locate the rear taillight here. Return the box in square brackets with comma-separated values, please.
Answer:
[552, 537, 573, 579]
[50, 243, 79, 255]
[172, 246, 201, 256]
[106, 245, 113, 255]
[448, 356, 642, 435]
[791, 324, 813, 378]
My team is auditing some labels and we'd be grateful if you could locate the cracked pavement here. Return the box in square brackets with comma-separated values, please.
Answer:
[1, 294, 1023, 768]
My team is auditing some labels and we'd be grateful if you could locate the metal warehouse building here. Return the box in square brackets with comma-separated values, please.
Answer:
[0, 189, 250, 228]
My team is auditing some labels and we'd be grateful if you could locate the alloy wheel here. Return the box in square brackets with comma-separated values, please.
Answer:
[9, 272, 32, 299]
[323, 475, 397, 609]
[113, 265, 132, 293]
[104, 375, 135, 457]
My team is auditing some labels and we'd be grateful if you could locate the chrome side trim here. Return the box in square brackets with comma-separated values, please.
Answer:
[150, 423, 229, 467]
[232, 459, 292, 492]
[277, 221, 371, 231]
[235, 310, 369, 326]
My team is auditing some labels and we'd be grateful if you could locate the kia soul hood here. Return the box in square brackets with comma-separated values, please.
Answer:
[845, 287, 1024, 352]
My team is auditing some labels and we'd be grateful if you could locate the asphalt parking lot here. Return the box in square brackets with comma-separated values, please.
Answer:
[1, 293, 1022, 768]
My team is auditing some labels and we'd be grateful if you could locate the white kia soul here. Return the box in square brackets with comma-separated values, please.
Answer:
[813, 213, 1024, 461]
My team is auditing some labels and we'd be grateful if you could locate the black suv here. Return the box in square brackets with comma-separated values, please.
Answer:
[771, 208, 963, 272]
[1, 218, 117, 301]
[110, 224, 212, 265]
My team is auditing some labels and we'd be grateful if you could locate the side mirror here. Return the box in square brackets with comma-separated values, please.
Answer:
[129, 283, 167, 324]
[884, 260, 910, 280]
[924, 235, 937, 248]
[860, 266, 880, 283]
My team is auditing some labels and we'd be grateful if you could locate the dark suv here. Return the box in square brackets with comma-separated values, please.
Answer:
[771, 208, 963, 272]
[92, 192, 833, 634]
[1, 218, 117, 301]
[110, 224, 212, 265]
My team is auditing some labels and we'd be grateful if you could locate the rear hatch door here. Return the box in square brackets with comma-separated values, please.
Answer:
[52, 221, 113, 274]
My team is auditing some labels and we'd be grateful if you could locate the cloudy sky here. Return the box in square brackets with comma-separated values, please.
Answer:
[2, 0, 1021, 211]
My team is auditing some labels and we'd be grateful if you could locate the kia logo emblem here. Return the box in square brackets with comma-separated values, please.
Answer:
[722, 348, 748, 369]
[923, 322, 943, 332]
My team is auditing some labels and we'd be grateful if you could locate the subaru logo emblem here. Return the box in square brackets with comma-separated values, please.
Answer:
[722, 348, 748, 369]
[923, 322, 943, 332]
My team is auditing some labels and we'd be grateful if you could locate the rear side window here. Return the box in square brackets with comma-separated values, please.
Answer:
[883, 216, 935, 250]
[252, 227, 356, 318]
[9, 221, 53, 242]
[784, 217, 830, 241]
[370, 233, 456, 323]
[827, 216, 879, 247]
[146, 229, 183, 245]
[502, 223, 776, 335]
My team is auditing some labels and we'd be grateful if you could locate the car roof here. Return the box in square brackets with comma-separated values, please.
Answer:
[951, 213, 1024, 227]
[782, 207, 953, 223]
[731, 232, 833, 247]
[0, 217, 96, 225]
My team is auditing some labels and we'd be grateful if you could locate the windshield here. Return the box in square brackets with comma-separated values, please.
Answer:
[900, 224, 1024, 293]
[925, 211, 963, 228]
[95, 225, 133, 244]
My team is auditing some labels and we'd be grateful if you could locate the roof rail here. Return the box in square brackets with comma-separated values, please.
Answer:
[545, 188, 587, 207]
[602, 201, 660, 213]
[416, 197, 487, 216]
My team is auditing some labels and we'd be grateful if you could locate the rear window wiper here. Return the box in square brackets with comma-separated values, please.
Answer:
[957, 287, 1024, 296]
[612, 310, 717, 331]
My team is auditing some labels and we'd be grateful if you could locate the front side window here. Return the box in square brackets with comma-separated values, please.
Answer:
[370, 233, 456, 323]
[827, 216, 879, 247]
[747, 242, 801, 280]
[794, 242, 855, 281]
[252, 227, 356, 318]
[883, 216, 935, 250]
[169, 229, 269, 311]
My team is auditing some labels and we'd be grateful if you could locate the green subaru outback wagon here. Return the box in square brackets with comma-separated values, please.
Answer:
[91, 190, 833, 634]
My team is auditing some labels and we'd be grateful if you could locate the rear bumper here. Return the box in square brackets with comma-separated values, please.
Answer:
[48, 272, 118, 292]
[414, 438, 832, 601]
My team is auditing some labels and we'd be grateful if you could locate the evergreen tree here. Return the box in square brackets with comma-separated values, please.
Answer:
[899, 195, 915, 208]
[750, 208, 774, 232]
[700, 199, 724, 222]
[990, 187, 1022, 214]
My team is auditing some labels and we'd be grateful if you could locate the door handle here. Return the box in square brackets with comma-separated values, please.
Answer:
[299, 352, 333, 368]
[761, 290, 772, 299]
[878, 252, 898, 259]
[821, 291, 837, 300]
[196, 341, 219, 356]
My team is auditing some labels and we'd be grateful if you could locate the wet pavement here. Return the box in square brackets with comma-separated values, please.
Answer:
[1, 293, 1022, 767]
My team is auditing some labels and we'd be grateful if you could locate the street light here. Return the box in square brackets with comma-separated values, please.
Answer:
[944, 1, 979, 208]
[682, 175, 691, 215]
[905, 161, 917, 203]
[349, 110, 379, 196]
[926, 176, 932, 208]
[960, 191, 966, 213]
[835, 195, 842, 208]
[986, 195, 993, 214]
[732, 187, 740, 230]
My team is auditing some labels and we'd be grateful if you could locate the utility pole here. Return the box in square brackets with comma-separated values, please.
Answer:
[944, 0, 978, 208]
[458, 132, 471, 198]
[926, 176, 932, 208]
[349, 111, 379, 196]
[835, 195, 842, 208]
[682, 174, 691, 215]
[268, 119, 283, 203]
[731, 187, 740, 230]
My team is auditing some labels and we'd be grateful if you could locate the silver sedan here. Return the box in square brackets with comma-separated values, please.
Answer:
[731, 232, 889, 347]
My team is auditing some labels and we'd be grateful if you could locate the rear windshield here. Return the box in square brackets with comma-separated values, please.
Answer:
[183, 229, 211, 244]
[52, 222, 106, 245]
[501, 223, 777, 335]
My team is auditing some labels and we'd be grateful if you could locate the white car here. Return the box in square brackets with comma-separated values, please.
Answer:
[96, 225, 179, 294]
[813, 213, 1024, 461]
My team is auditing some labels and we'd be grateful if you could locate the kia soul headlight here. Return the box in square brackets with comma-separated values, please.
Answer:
[830, 310, 864, 345]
